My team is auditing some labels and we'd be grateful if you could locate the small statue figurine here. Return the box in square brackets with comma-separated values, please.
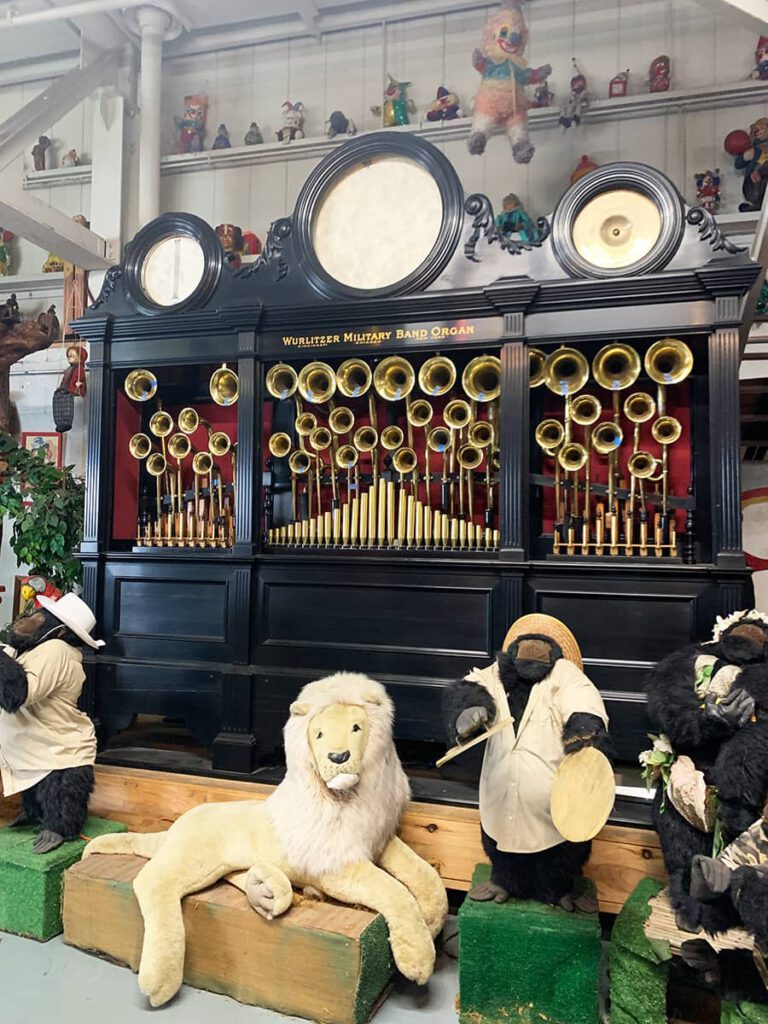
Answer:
[726, 118, 768, 213]
[649, 54, 671, 92]
[372, 75, 416, 127]
[2, 293, 19, 323]
[559, 60, 589, 131]
[215, 223, 244, 268]
[276, 101, 305, 143]
[495, 192, 539, 243]
[31, 135, 51, 172]
[467, 1, 551, 162]
[426, 85, 461, 121]
[174, 93, 207, 154]
[38, 305, 60, 338]
[694, 168, 721, 214]
[532, 79, 554, 108]
[609, 69, 629, 98]
[0, 229, 13, 277]
[325, 111, 357, 138]
[244, 121, 264, 146]
[61, 149, 80, 167]
[753, 36, 768, 80]
[42, 252, 64, 273]
[211, 124, 231, 150]
[570, 154, 599, 184]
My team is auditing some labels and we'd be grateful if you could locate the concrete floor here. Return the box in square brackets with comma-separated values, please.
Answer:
[1, 929, 460, 1024]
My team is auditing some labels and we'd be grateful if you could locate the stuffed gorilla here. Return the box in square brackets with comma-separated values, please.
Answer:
[444, 616, 611, 910]
[645, 610, 768, 934]
[0, 601, 97, 853]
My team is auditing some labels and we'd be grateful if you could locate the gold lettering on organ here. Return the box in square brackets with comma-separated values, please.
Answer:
[280, 323, 475, 347]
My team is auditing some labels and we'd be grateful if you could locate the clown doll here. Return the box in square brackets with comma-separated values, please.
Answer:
[467, 0, 551, 163]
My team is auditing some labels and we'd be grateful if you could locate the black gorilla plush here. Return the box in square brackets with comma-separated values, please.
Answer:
[0, 606, 94, 853]
[645, 611, 768, 934]
[444, 630, 612, 909]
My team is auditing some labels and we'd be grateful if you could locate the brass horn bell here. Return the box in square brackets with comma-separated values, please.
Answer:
[529, 348, 547, 388]
[418, 356, 456, 397]
[336, 358, 372, 398]
[178, 407, 200, 435]
[329, 406, 355, 435]
[124, 369, 158, 402]
[592, 343, 641, 392]
[535, 419, 565, 451]
[544, 347, 589, 396]
[265, 363, 298, 401]
[652, 415, 682, 445]
[380, 425, 404, 451]
[353, 425, 378, 452]
[624, 392, 656, 423]
[268, 432, 292, 458]
[129, 432, 152, 459]
[645, 338, 694, 387]
[210, 364, 239, 406]
[374, 356, 415, 401]
[628, 450, 658, 478]
[444, 399, 472, 431]
[427, 425, 451, 453]
[298, 361, 336, 405]
[558, 441, 589, 472]
[463, 355, 501, 403]
[570, 394, 601, 427]
[149, 411, 174, 438]
[457, 444, 483, 471]
[592, 421, 624, 454]
[209, 431, 231, 457]
[392, 447, 418, 475]
[167, 433, 191, 460]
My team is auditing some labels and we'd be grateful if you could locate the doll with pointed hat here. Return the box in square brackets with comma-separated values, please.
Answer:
[467, 0, 551, 163]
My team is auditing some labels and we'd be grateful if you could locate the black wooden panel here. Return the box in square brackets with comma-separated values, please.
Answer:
[117, 579, 227, 639]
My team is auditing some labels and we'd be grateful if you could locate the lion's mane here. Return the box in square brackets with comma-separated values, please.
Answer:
[264, 672, 411, 879]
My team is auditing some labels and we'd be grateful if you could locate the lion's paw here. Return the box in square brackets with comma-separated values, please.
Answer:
[391, 921, 436, 986]
[245, 864, 292, 921]
[138, 955, 183, 1008]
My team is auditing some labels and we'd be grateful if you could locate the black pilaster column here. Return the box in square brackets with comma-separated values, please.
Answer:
[499, 332, 528, 561]
[708, 309, 744, 569]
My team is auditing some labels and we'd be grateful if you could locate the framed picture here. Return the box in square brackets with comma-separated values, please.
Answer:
[20, 431, 61, 469]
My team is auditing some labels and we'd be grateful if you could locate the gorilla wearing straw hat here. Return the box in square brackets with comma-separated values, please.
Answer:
[0, 593, 104, 853]
[444, 614, 612, 910]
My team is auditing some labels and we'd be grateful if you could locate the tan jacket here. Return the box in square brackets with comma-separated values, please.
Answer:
[0, 639, 95, 797]
[466, 658, 609, 854]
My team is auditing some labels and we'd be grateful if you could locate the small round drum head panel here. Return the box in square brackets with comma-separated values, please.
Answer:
[552, 162, 685, 279]
[312, 156, 444, 290]
[551, 746, 615, 842]
[141, 235, 206, 307]
[571, 190, 662, 271]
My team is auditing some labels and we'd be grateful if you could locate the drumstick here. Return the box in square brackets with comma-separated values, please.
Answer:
[436, 717, 514, 768]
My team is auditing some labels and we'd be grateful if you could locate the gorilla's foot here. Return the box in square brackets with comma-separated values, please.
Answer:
[690, 855, 733, 901]
[674, 905, 703, 934]
[469, 880, 509, 903]
[32, 829, 65, 854]
[680, 938, 720, 984]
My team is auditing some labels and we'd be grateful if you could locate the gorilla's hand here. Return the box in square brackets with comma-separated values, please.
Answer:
[0, 648, 28, 712]
[455, 706, 489, 741]
[703, 688, 755, 730]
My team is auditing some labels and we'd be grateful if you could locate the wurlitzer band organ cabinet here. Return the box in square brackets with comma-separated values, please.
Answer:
[73, 134, 759, 781]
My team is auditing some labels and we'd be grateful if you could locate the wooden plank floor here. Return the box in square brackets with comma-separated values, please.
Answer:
[80, 765, 665, 913]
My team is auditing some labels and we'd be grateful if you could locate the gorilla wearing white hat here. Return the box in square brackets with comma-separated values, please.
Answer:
[0, 593, 103, 853]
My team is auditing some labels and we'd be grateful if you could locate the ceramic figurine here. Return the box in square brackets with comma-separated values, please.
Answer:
[570, 154, 599, 184]
[371, 75, 416, 127]
[211, 124, 231, 150]
[42, 252, 64, 273]
[31, 135, 50, 172]
[325, 111, 357, 138]
[425, 85, 461, 121]
[0, 293, 19, 325]
[276, 101, 305, 143]
[215, 223, 244, 268]
[609, 69, 629, 98]
[532, 79, 554, 108]
[495, 193, 539, 243]
[244, 121, 264, 145]
[61, 148, 80, 167]
[753, 36, 768, 80]
[695, 169, 721, 214]
[242, 230, 262, 258]
[174, 93, 207, 154]
[725, 119, 768, 213]
[559, 60, 589, 131]
[467, 0, 551, 162]
[649, 54, 671, 92]
[0, 230, 13, 277]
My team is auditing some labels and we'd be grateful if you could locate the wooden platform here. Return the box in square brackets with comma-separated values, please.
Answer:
[63, 854, 393, 1024]
[81, 764, 665, 914]
[645, 888, 754, 955]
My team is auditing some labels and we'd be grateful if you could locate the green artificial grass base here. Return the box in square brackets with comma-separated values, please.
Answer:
[458, 863, 601, 1024]
[609, 877, 671, 1024]
[721, 1000, 768, 1024]
[354, 912, 394, 1024]
[0, 815, 126, 940]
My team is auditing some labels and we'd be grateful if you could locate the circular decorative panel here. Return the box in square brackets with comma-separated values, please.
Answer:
[571, 190, 662, 271]
[141, 235, 206, 307]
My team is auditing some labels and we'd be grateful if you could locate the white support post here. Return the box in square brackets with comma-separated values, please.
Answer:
[137, 5, 170, 227]
[90, 89, 126, 264]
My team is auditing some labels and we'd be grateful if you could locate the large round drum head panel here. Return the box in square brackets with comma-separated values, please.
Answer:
[141, 235, 206, 307]
[552, 163, 685, 279]
[312, 156, 444, 290]
[571, 190, 662, 271]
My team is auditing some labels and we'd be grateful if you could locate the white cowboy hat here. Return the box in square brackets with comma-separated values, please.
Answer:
[37, 593, 105, 649]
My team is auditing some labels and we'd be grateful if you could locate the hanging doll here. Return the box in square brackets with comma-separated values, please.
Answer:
[443, 614, 610, 909]
[559, 60, 589, 131]
[467, 0, 551, 162]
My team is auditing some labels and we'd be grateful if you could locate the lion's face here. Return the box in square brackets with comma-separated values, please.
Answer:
[307, 704, 370, 791]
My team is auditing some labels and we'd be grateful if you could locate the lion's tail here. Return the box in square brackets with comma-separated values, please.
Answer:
[82, 830, 168, 860]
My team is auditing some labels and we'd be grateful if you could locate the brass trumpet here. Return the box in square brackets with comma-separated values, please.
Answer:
[191, 451, 213, 542]
[374, 356, 415, 401]
[408, 398, 433, 505]
[652, 415, 682, 539]
[149, 410, 173, 439]
[418, 356, 455, 396]
[146, 451, 167, 531]
[266, 363, 298, 401]
[310, 425, 336, 510]
[392, 447, 418, 541]
[289, 448, 313, 524]
[457, 442, 483, 518]
[428, 425, 452, 513]
[570, 395, 600, 549]
[210, 364, 239, 406]
[535, 419, 565, 452]
[168, 433, 192, 543]
[444, 399, 472, 516]
[298, 361, 337, 405]
[623, 393, 656, 555]
[645, 338, 693, 415]
[124, 369, 158, 402]
[337, 358, 372, 398]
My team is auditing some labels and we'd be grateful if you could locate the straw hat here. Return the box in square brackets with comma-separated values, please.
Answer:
[38, 593, 105, 649]
[502, 613, 582, 670]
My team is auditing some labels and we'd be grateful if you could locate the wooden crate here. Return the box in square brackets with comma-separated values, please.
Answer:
[63, 853, 393, 1024]
[89, 764, 666, 913]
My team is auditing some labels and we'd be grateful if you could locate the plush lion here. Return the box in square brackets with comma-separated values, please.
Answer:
[84, 673, 448, 1007]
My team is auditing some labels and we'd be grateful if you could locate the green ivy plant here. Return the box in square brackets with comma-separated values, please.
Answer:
[0, 431, 85, 590]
